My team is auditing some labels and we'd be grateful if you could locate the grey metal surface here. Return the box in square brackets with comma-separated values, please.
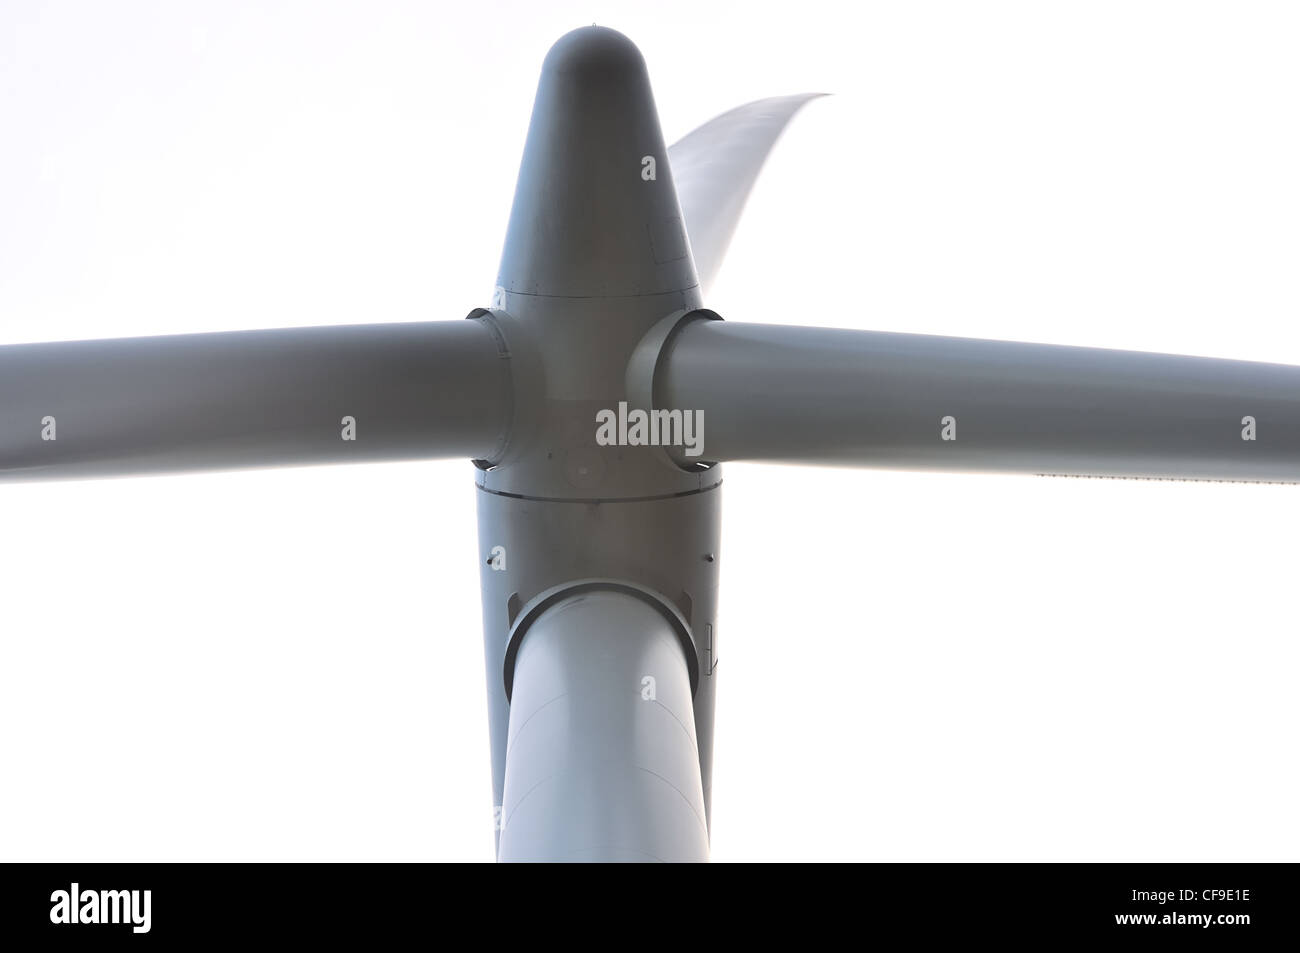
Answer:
[669, 94, 825, 293]
[471, 305, 716, 500]
[497, 587, 709, 862]
[496, 26, 697, 300]
[471, 26, 727, 860]
[0, 319, 510, 481]
[475, 481, 722, 855]
[483, 26, 710, 503]
[659, 320, 1300, 481]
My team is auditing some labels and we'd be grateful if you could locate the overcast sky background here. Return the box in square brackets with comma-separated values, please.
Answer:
[2, 1, 1299, 861]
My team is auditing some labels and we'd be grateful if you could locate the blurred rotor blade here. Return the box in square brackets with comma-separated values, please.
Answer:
[659, 320, 1300, 482]
[0, 319, 510, 481]
[668, 94, 825, 293]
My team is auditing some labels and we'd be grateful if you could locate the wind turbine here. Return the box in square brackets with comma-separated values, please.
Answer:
[5, 25, 1300, 862]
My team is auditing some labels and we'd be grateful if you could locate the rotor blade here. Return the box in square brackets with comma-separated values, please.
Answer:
[0, 319, 510, 481]
[658, 320, 1300, 482]
[668, 94, 824, 294]
[499, 587, 708, 862]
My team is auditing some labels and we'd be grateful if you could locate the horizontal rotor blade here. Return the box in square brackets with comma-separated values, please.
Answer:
[659, 320, 1300, 482]
[668, 94, 824, 294]
[0, 320, 510, 481]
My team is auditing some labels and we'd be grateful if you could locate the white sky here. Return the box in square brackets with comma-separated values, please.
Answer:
[2, 1, 1298, 860]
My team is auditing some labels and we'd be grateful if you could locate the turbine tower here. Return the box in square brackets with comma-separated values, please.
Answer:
[5, 26, 1300, 862]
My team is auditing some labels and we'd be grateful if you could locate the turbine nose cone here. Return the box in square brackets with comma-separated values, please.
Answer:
[496, 28, 698, 301]
[543, 25, 645, 80]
